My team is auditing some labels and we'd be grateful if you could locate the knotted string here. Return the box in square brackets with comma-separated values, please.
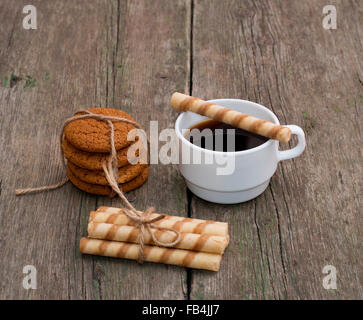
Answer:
[15, 109, 181, 263]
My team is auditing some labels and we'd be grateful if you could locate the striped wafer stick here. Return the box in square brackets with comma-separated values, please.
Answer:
[90, 206, 228, 237]
[170, 92, 292, 143]
[88, 222, 229, 254]
[80, 238, 222, 271]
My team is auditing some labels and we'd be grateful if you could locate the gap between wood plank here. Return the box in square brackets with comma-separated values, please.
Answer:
[186, 0, 194, 300]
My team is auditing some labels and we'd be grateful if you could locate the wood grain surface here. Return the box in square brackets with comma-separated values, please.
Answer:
[0, 0, 190, 299]
[190, 0, 362, 299]
[0, 0, 361, 299]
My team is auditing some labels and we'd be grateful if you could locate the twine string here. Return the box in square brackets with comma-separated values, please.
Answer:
[15, 109, 181, 263]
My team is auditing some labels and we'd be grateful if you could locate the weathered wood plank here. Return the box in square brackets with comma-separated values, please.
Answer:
[0, 0, 190, 299]
[1, 0, 361, 300]
[87, 0, 191, 300]
[190, 0, 362, 299]
[0, 0, 107, 300]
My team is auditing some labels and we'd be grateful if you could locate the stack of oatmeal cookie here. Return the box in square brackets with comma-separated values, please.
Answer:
[62, 107, 148, 195]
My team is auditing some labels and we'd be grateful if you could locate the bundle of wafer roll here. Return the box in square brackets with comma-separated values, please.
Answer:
[80, 206, 230, 271]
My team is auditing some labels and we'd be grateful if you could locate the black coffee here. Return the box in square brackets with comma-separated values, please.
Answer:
[187, 120, 268, 152]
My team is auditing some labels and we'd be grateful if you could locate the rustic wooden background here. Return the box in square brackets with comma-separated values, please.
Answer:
[0, 0, 361, 299]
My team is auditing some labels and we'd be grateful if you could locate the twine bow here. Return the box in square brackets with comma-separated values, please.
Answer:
[15, 109, 181, 263]
[123, 207, 181, 263]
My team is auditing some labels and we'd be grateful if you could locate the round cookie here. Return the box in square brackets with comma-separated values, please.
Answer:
[64, 107, 137, 152]
[68, 161, 146, 185]
[62, 139, 140, 170]
[68, 166, 149, 195]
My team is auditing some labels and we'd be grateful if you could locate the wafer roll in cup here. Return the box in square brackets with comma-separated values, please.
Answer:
[90, 207, 228, 237]
[88, 222, 229, 254]
[80, 238, 222, 271]
[170, 92, 291, 143]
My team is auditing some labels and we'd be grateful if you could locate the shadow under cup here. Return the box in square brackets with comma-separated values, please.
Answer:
[175, 99, 305, 204]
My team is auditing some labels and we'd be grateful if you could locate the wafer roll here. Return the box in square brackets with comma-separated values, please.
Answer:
[170, 92, 291, 143]
[88, 222, 229, 254]
[90, 207, 228, 237]
[80, 237, 222, 271]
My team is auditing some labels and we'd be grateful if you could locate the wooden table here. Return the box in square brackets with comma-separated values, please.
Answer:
[0, 0, 361, 299]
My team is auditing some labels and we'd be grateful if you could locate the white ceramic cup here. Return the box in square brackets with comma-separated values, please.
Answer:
[175, 99, 306, 204]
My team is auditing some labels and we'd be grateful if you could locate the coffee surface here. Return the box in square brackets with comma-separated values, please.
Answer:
[187, 120, 268, 152]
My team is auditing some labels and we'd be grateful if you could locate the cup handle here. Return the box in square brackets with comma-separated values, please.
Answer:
[277, 125, 306, 161]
